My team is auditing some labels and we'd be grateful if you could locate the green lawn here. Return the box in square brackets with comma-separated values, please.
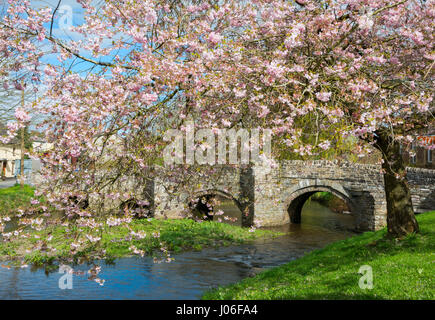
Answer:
[203, 211, 435, 300]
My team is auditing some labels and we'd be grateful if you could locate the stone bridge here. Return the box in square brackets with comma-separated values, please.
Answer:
[104, 160, 435, 232]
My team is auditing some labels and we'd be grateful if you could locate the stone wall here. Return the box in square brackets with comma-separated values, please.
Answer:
[406, 167, 435, 213]
[95, 160, 435, 231]
[153, 165, 244, 220]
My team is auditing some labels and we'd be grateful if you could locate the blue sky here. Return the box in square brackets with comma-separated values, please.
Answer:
[1, 1, 92, 125]
[37, 0, 108, 72]
[1, 1, 173, 130]
[1, 0, 134, 95]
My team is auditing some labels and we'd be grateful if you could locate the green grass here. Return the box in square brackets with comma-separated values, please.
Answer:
[0, 184, 35, 215]
[203, 211, 435, 300]
[0, 184, 280, 265]
[1, 217, 280, 266]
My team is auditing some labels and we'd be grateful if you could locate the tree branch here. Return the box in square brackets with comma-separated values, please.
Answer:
[50, 0, 62, 38]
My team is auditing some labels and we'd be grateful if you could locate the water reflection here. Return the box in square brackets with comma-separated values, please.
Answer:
[212, 196, 242, 227]
[0, 201, 357, 300]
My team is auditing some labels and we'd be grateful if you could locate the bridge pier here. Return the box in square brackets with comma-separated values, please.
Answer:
[239, 166, 255, 227]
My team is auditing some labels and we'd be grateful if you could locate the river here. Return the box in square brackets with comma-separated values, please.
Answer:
[0, 201, 357, 300]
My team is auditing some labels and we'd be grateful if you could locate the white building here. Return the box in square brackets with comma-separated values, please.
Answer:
[0, 145, 22, 178]
[32, 141, 54, 153]
[0, 141, 53, 178]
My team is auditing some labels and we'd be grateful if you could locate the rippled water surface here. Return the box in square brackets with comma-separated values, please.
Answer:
[0, 201, 357, 299]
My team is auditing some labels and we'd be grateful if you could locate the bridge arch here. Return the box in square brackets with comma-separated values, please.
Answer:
[188, 189, 243, 221]
[284, 183, 355, 224]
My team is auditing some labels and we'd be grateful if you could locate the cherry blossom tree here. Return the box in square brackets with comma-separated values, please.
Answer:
[0, 0, 433, 253]
[190, 0, 434, 237]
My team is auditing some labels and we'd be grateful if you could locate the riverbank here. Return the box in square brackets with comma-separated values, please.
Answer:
[0, 184, 35, 215]
[0, 201, 358, 299]
[2, 218, 281, 265]
[310, 192, 350, 213]
[203, 211, 435, 300]
[0, 186, 281, 266]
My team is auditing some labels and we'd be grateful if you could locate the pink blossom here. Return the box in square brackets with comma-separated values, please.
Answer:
[15, 108, 31, 122]
[44, 65, 57, 77]
[410, 31, 425, 45]
[358, 14, 374, 32]
[266, 60, 287, 80]
[144, 9, 157, 24]
[315, 92, 332, 102]
[233, 88, 246, 98]
[258, 105, 270, 118]
[221, 119, 231, 127]
[318, 140, 331, 150]
[208, 32, 222, 45]
[140, 93, 158, 105]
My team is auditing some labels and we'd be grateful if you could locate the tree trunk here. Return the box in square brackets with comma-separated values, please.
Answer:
[374, 129, 419, 238]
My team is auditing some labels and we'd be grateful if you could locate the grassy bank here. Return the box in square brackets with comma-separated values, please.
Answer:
[203, 211, 435, 300]
[0, 184, 35, 215]
[0, 186, 280, 266]
[3, 219, 280, 265]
